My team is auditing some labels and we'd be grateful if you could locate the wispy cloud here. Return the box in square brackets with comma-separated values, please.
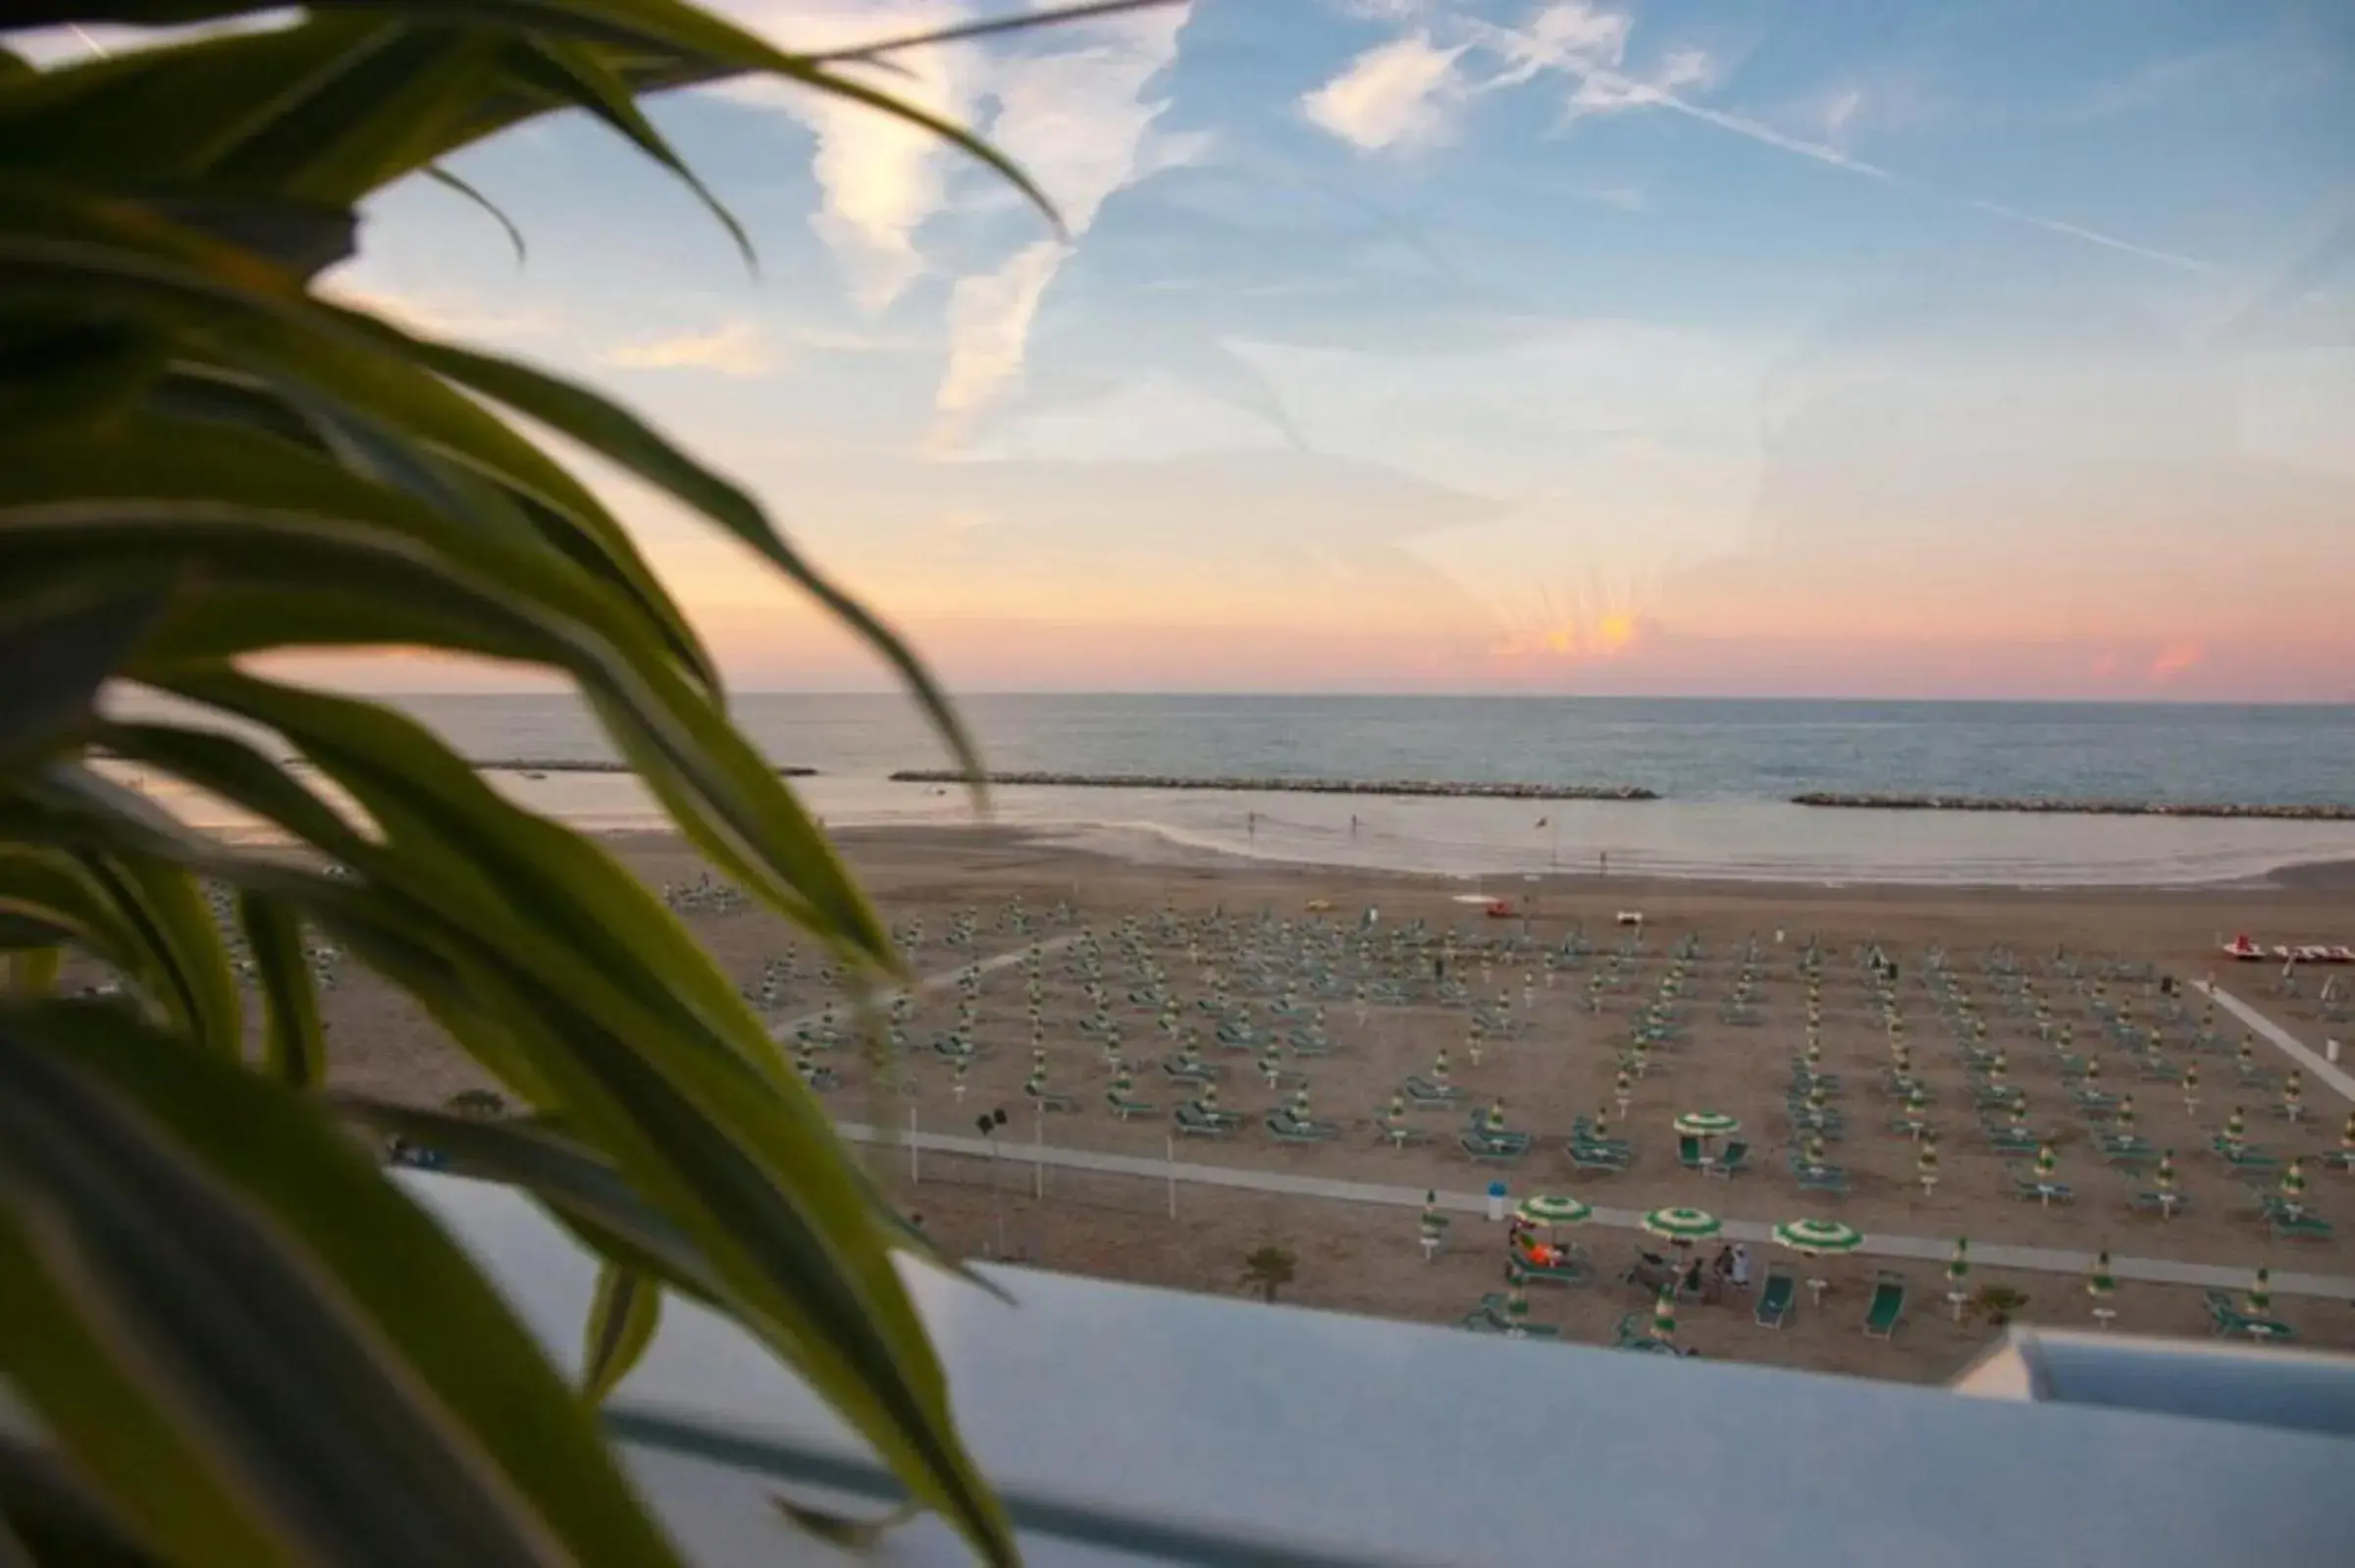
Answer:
[926, 1, 1198, 449]
[1299, 32, 1469, 151]
[720, 2, 987, 312]
[1300, 0, 2212, 273]
[601, 319, 777, 377]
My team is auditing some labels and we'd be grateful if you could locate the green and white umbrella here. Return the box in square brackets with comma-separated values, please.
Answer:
[1642, 1207, 1723, 1245]
[1946, 1237, 1971, 1288]
[1111, 1066, 1134, 1094]
[1432, 1050, 1451, 1087]
[2283, 1072, 2304, 1115]
[1485, 1099, 1509, 1135]
[1419, 1190, 1446, 1239]
[2224, 1108, 2246, 1144]
[2340, 1111, 2355, 1154]
[1290, 1087, 1313, 1120]
[2034, 1143, 2059, 1180]
[1802, 1040, 1823, 1071]
[1516, 1194, 1594, 1229]
[2116, 1096, 2137, 1136]
[1904, 1085, 1928, 1118]
[1613, 1069, 1634, 1097]
[1772, 1219, 1863, 1256]
[1673, 1111, 1740, 1138]
[2155, 1149, 2177, 1194]
[2088, 1249, 2117, 1307]
[2281, 1157, 2308, 1206]
[1803, 1134, 1829, 1168]
[1199, 1082, 1221, 1112]
[1649, 1284, 1678, 1342]
[1916, 1140, 1940, 1184]
[2083, 1056, 2102, 1086]
[1388, 1091, 1408, 1121]
[2248, 1267, 2273, 1315]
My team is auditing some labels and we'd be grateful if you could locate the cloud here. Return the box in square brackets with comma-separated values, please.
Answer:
[719, 3, 986, 312]
[2149, 641, 2205, 682]
[930, 239, 1067, 450]
[1300, 32, 1470, 151]
[1315, 0, 2214, 272]
[924, 2, 1197, 448]
[601, 319, 776, 376]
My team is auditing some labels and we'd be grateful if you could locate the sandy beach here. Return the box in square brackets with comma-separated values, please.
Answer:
[297, 822, 2355, 1383]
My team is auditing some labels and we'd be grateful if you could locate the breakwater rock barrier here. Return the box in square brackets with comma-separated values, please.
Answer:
[475, 758, 817, 778]
[1792, 792, 2355, 821]
[889, 770, 1656, 802]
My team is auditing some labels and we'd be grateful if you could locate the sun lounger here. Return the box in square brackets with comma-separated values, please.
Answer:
[1266, 1109, 1342, 1144]
[2010, 1173, 2074, 1204]
[1569, 1142, 1633, 1173]
[1983, 1127, 2039, 1156]
[1677, 1134, 1707, 1172]
[2213, 1141, 2279, 1174]
[2203, 1288, 2294, 1342]
[1023, 1081, 1077, 1113]
[1402, 1074, 1463, 1106]
[1754, 1270, 1796, 1329]
[1705, 1140, 1751, 1178]
[2260, 1199, 2334, 1241]
[1105, 1089, 1156, 1120]
[1172, 1102, 1232, 1138]
[1506, 1252, 1591, 1288]
[1161, 1055, 1216, 1082]
[1862, 1271, 1907, 1338]
[2128, 1185, 2191, 1216]
[1461, 1131, 1529, 1164]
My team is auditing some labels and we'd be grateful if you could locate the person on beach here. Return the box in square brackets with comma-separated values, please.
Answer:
[1730, 1243, 1752, 1289]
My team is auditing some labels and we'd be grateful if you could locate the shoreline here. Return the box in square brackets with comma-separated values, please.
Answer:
[804, 820, 2355, 901]
[1792, 792, 2355, 821]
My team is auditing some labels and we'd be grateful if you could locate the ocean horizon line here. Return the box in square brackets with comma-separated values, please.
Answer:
[377, 690, 2355, 709]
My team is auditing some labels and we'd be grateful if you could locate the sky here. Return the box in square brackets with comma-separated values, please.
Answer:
[28, 1, 2355, 699]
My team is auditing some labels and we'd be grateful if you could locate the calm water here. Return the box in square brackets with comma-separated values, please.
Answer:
[393, 694, 2355, 807]
[325, 695, 2355, 888]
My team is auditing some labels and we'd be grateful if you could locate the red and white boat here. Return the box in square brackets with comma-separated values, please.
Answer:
[2222, 934, 2266, 962]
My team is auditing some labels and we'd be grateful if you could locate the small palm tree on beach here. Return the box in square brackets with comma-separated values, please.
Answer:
[1240, 1245, 1299, 1303]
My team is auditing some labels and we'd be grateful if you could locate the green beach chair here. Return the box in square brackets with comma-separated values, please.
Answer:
[1862, 1271, 1908, 1338]
[1172, 1102, 1230, 1138]
[1266, 1108, 1342, 1144]
[1569, 1141, 1633, 1174]
[1105, 1088, 1156, 1120]
[1753, 1270, 1796, 1329]
[1461, 1131, 1527, 1165]
[1706, 1140, 1752, 1178]
[2261, 1198, 2334, 1241]
[2203, 1288, 2294, 1342]
[1506, 1251, 1591, 1289]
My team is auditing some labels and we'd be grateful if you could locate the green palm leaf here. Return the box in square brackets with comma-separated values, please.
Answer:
[0, 1000, 688, 1567]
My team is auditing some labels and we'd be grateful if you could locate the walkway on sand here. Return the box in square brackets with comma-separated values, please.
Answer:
[2196, 981, 2355, 1107]
[835, 1120, 2355, 1304]
[765, 930, 1087, 1043]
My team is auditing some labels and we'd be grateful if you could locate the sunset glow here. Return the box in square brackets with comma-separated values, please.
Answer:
[41, 1, 2343, 700]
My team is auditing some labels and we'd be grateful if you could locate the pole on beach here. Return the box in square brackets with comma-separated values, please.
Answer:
[1033, 1103, 1046, 1200]
[909, 1105, 920, 1184]
[1165, 1135, 1178, 1220]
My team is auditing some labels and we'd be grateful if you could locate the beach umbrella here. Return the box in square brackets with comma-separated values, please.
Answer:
[1387, 1091, 1407, 1122]
[951, 1058, 969, 1097]
[1505, 1284, 1531, 1333]
[1199, 1082, 1221, 1113]
[1803, 1039, 1822, 1071]
[2155, 1149, 2177, 1203]
[1614, 1069, 1633, 1105]
[1516, 1195, 1593, 1231]
[1916, 1138, 1939, 1191]
[1419, 1190, 1445, 1243]
[1803, 1134, 1829, 1169]
[2341, 1111, 2355, 1165]
[2088, 1249, 2117, 1323]
[2281, 1157, 2308, 1208]
[2248, 1267, 2273, 1315]
[1648, 1284, 1678, 1343]
[1291, 1086, 1313, 1121]
[2034, 1144, 2059, 1181]
[1987, 1055, 2007, 1088]
[2283, 1071, 2304, 1118]
[2083, 1056, 2103, 1088]
[1486, 1098, 1509, 1135]
[1432, 1049, 1451, 1089]
[2236, 1039, 2255, 1074]
[2116, 1096, 2136, 1136]
[1112, 1064, 1134, 1094]
[1947, 1237, 1971, 1291]
[2224, 1107, 2246, 1145]
[1771, 1219, 1863, 1256]
[1673, 1111, 1740, 1138]
[1806, 1085, 1829, 1117]
[1642, 1207, 1723, 1246]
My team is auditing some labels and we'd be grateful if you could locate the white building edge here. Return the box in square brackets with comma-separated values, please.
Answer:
[398, 1173, 2353, 1566]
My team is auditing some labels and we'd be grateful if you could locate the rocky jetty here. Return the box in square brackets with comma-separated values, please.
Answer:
[890, 770, 1656, 802]
[1791, 792, 2355, 821]
[477, 758, 817, 777]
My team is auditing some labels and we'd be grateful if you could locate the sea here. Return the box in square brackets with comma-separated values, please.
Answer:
[321, 694, 2355, 890]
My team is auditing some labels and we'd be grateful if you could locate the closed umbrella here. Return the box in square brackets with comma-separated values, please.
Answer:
[2282, 1071, 2304, 1121]
[1649, 1284, 1678, 1342]
[1946, 1237, 1971, 1318]
[2248, 1267, 2273, 1316]
[2035, 1143, 2059, 1182]
[2224, 1107, 2247, 1146]
[2154, 1149, 2178, 1217]
[1486, 1098, 1509, 1136]
[1916, 1138, 1940, 1194]
[2280, 1157, 2308, 1211]
[2116, 1095, 2137, 1137]
[2088, 1248, 2117, 1328]
[1432, 1049, 1451, 1091]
